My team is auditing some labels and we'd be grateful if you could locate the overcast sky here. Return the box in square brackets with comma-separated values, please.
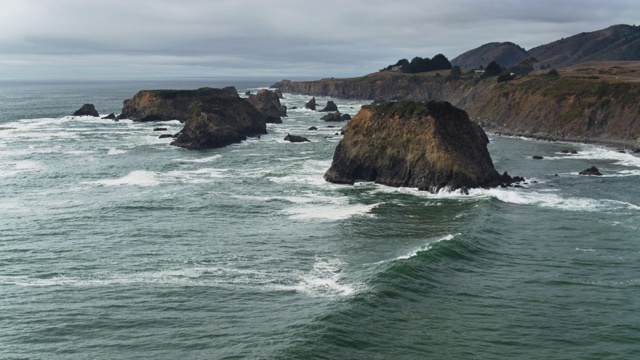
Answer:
[0, 0, 639, 80]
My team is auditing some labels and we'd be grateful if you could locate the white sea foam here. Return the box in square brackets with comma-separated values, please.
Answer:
[1, 258, 363, 298]
[271, 257, 361, 298]
[91, 170, 160, 187]
[174, 154, 222, 163]
[0, 160, 43, 177]
[107, 148, 128, 155]
[283, 203, 380, 221]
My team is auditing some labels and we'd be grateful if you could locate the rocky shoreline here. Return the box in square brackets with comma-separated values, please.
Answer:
[273, 72, 640, 150]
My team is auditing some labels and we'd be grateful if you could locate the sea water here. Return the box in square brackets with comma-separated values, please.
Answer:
[1, 79, 640, 359]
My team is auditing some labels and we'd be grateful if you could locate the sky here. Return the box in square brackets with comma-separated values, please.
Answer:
[0, 0, 639, 80]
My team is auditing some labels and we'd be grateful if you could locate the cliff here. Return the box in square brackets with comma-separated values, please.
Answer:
[275, 66, 640, 147]
[324, 101, 517, 193]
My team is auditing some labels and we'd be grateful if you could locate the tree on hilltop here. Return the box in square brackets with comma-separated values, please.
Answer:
[483, 61, 503, 77]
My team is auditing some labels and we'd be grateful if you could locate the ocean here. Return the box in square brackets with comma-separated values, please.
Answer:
[1, 79, 639, 359]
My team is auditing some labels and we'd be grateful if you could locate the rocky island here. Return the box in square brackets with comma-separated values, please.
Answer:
[325, 100, 520, 193]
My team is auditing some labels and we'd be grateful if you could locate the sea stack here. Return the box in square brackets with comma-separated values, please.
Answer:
[246, 89, 287, 123]
[169, 89, 267, 150]
[73, 104, 99, 117]
[324, 100, 519, 193]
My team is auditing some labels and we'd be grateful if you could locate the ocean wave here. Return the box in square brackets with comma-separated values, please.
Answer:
[476, 188, 640, 212]
[377, 233, 462, 264]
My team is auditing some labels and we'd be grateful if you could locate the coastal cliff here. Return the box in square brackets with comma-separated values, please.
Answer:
[324, 101, 517, 193]
[275, 68, 640, 147]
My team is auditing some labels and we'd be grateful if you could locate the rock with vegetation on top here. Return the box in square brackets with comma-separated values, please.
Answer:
[247, 89, 287, 123]
[169, 89, 267, 150]
[73, 104, 99, 117]
[319, 101, 338, 112]
[324, 100, 521, 193]
[119, 87, 238, 122]
[579, 166, 603, 176]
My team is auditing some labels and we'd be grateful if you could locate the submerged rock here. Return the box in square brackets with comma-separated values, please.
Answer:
[532, 155, 544, 160]
[579, 166, 603, 176]
[153, 127, 168, 131]
[247, 89, 287, 123]
[73, 104, 99, 117]
[324, 100, 520, 193]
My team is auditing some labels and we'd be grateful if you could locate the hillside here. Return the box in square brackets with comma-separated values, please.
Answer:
[274, 62, 640, 147]
[529, 24, 640, 68]
[451, 42, 529, 70]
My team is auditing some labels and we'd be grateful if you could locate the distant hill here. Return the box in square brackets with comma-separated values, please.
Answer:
[529, 24, 640, 68]
[451, 42, 529, 70]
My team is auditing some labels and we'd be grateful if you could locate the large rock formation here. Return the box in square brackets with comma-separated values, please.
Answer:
[319, 101, 338, 112]
[246, 89, 287, 123]
[324, 101, 518, 193]
[169, 91, 267, 150]
[119, 87, 238, 122]
[73, 104, 99, 117]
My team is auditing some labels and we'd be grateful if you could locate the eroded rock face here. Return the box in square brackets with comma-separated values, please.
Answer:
[170, 92, 267, 150]
[73, 104, 99, 117]
[324, 100, 518, 193]
[304, 97, 316, 110]
[319, 101, 338, 112]
[119, 87, 238, 122]
[247, 89, 287, 123]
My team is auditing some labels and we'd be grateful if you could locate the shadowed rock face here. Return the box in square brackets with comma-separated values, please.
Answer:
[247, 89, 286, 123]
[170, 92, 267, 150]
[324, 100, 516, 193]
[119, 87, 238, 122]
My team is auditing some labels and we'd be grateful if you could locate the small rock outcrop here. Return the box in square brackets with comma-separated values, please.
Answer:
[153, 127, 168, 131]
[532, 155, 544, 160]
[247, 89, 287, 123]
[170, 90, 267, 150]
[304, 97, 317, 110]
[319, 101, 338, 112]
[579, 166, 603, 176]
[324, 100, 520, 193]
[308, 126, 318, 131]
[119, 87, 238, 122]
[274, 89, 284, 99]
[321, 112, 344, 122]
[73, 104, 99, 117]
[102, 113, 117, 120]
[284, 134, 310, 143]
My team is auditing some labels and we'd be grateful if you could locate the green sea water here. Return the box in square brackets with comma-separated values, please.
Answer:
[1, 79, 639, 359]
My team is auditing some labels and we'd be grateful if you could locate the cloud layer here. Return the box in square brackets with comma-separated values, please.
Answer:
[1, 0, 639, 79]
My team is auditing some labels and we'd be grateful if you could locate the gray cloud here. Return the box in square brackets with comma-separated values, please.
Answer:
[0, 0, 639, 79]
